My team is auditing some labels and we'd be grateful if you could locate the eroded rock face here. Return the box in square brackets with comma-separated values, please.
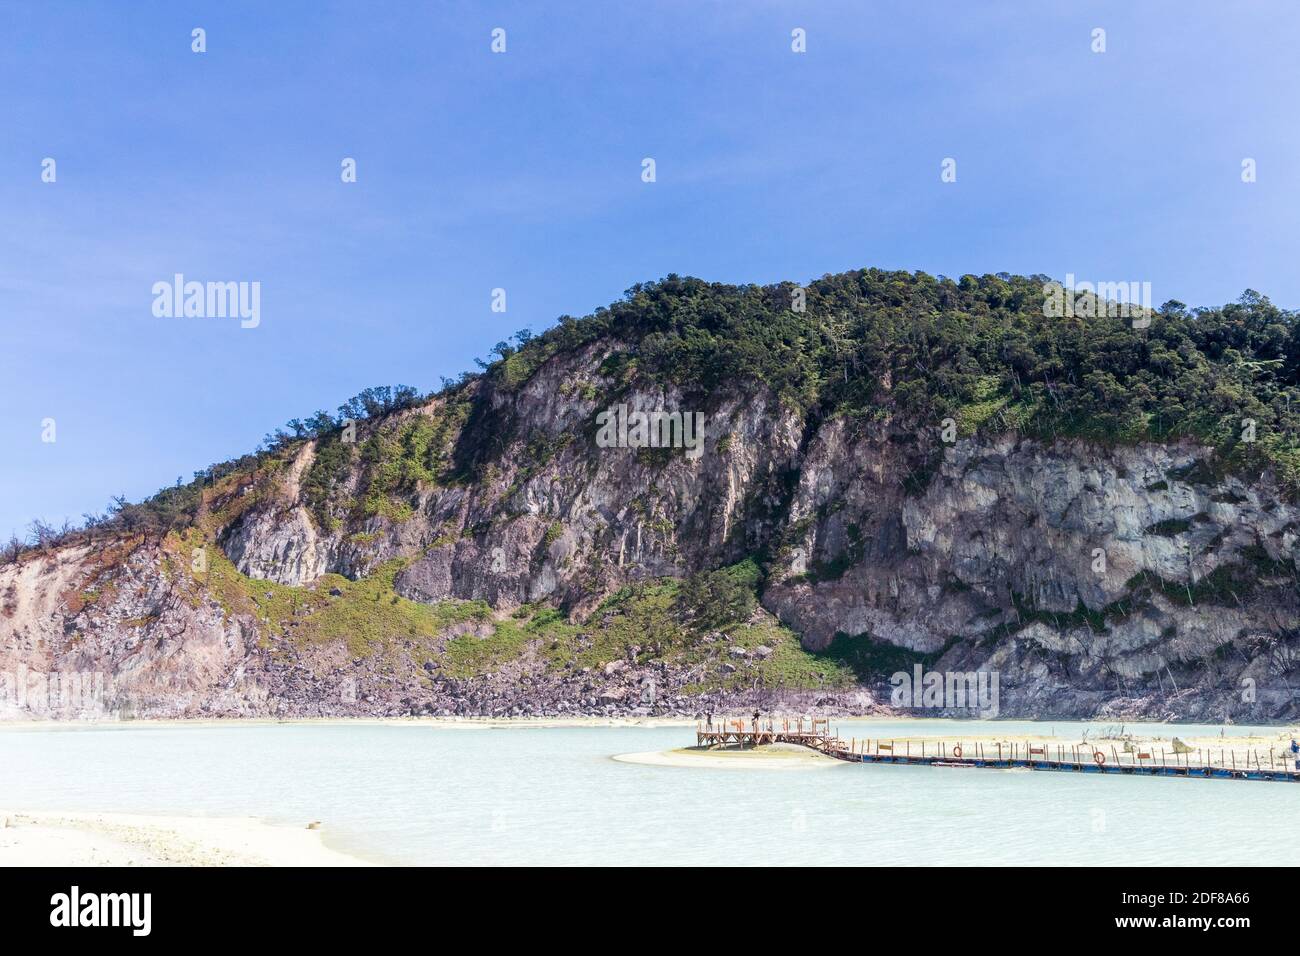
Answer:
[0, 543, 271, 719]
[764, 430, 1300, 719]
[222, 504, 331, 586]
[220, 345, 806, 617]
[4, 338, 1300, 721]
[766, 432, 1297, 646]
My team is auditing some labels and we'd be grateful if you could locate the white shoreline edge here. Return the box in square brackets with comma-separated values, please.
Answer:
[0, 810, 373, 867]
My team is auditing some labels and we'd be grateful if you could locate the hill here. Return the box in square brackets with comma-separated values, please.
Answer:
[4, 269, 1300, 721]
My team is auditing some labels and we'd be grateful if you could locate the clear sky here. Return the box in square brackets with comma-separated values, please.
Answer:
[3, 0, 1299, 538]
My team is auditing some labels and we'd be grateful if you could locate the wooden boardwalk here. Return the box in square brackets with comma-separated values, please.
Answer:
[696, 718, 1300, 783]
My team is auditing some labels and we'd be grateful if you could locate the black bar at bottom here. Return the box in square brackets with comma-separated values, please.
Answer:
[0, 866, 1279, 941]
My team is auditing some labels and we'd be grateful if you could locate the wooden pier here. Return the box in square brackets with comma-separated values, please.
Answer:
[695, 718, 1300, 783]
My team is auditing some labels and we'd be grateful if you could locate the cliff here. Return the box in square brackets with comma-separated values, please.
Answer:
[4, 270, 1299, 721]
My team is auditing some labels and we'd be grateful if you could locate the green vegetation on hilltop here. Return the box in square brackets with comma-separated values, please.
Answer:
[14, 267, 1300, 563]
[492, 270, 1300, 488]
[8, 385, 430, 558]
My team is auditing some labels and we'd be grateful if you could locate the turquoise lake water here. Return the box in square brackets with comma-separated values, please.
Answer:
[0, 719, 1294, 865]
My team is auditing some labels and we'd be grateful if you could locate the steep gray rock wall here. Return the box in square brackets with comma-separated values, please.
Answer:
[4, 335, 1299, 721]
[766, 430, 1300, 718]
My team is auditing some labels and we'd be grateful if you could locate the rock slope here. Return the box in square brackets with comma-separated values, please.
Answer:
[5, 273, 1300, 722]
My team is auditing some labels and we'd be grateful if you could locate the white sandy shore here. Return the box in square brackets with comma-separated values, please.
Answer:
[0, 811, 370, 867]
[614, 743, 844, 770]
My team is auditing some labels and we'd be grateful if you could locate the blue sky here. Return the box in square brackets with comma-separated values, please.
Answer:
[3, 0, 1299, 538]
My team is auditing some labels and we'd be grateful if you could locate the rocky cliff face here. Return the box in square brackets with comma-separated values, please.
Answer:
[767, 429, 1300, 718]
[4, 333, 1299, 722]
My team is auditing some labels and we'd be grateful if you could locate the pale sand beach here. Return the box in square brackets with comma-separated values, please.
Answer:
[614, 742, 844, 769]
[0, 811, 371, 867]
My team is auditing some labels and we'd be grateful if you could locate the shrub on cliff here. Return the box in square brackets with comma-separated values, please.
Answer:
[677, 559, 762, 630]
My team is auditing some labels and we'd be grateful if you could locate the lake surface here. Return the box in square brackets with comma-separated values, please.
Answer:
[0, 719, 1293, 865]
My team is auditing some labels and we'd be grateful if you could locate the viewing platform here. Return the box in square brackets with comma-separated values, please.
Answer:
[695, 718, 1300, 783]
